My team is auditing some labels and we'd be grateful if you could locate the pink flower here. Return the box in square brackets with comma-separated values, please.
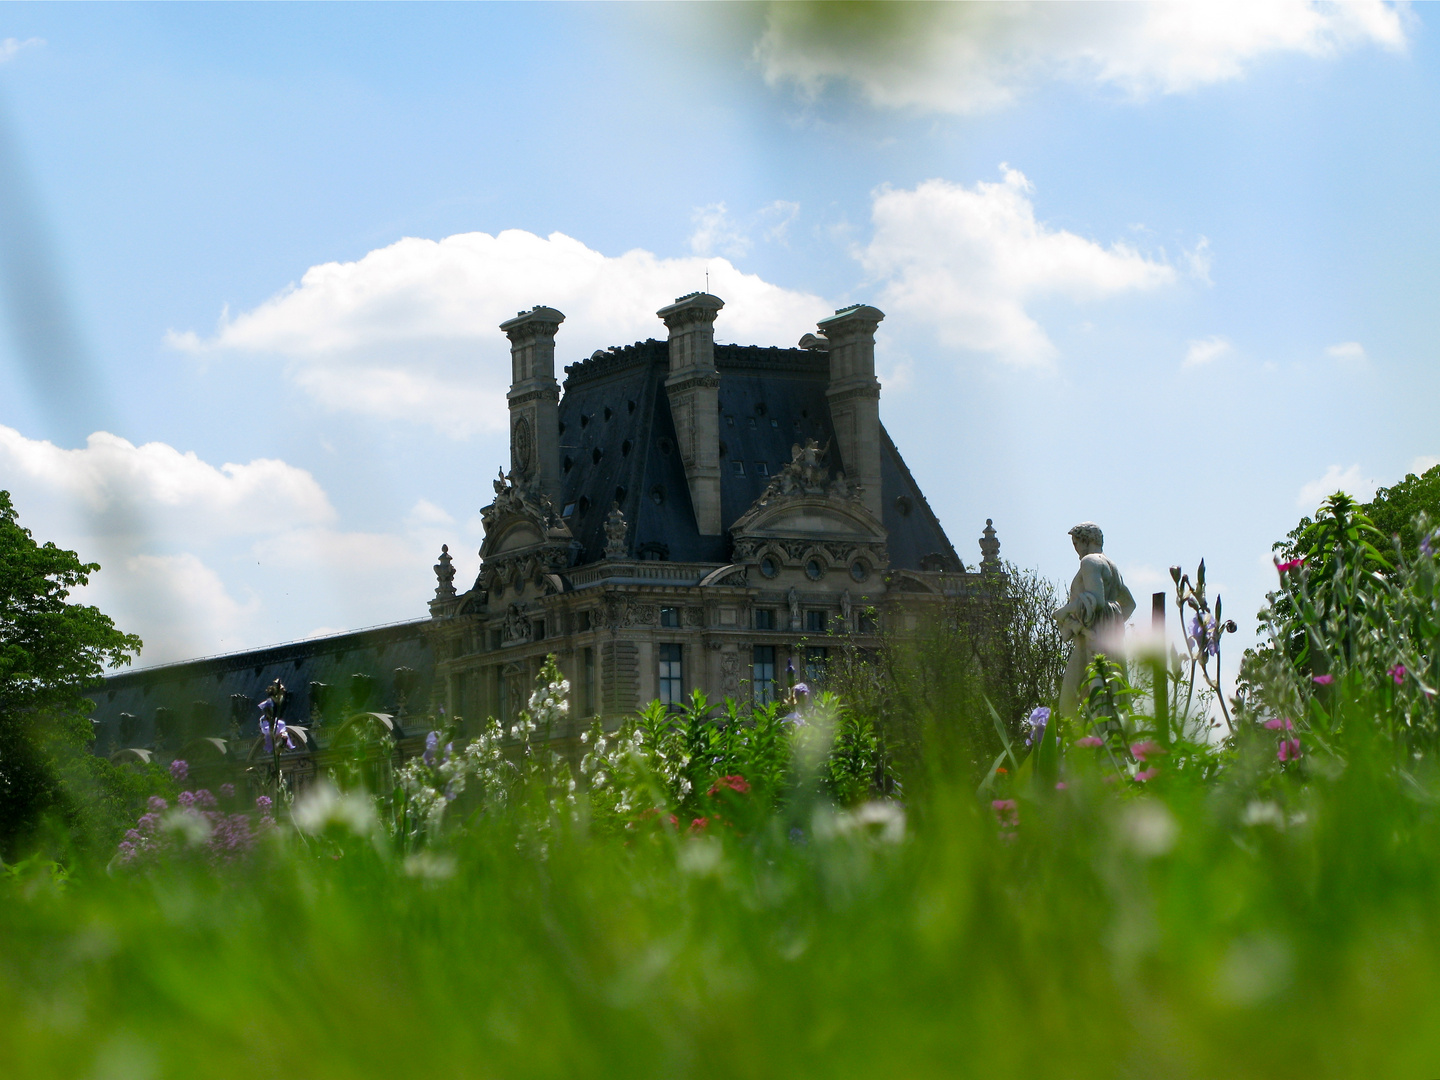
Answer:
[1263, 717, 1295, 731]
[1075, 736, 1105, 749]
[1054, 782, 1068, 790]
[1130, 740, 1166, 762]
[1389, 665, 1407, 685]
[708, 774, 750, 797]
[688, 817, 710, 833]
[1278, 738, 1302, 762]
[991, 799, 1019, 827]
[1275, 557, 1306, 574]
[1312, 674, 1334, 685]
[1133, 768, 1159, 783]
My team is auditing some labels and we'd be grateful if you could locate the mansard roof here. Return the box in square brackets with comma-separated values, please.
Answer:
[554, 339, 961, 570]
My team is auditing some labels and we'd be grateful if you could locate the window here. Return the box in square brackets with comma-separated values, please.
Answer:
[805, 610, 828, 634]
[748, 417, 758, 430]
[658, 643, 683, 706]
[726, 415, 735, 427]
[731, 460, 746, 476]
[583, 647, 595, 716]
[858, 610, 878, 634]
[660, 606, 680, 628]
[562, 502, 577, 518]
[770, 418, 779, 428]
[849, 560, 868, 582]
[805, 558, 824, 581]
[754, 608, 775, 630]
[533, 619, 546, 641]
[578, 610, 592, 632]
[805, 646, 829, 687]
[752, 645, 777, 705]
[759, 556, 779, 578]
[755, 462, 769, 476]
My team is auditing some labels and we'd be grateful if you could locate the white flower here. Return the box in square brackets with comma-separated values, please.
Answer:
[293, 782, 379, 837]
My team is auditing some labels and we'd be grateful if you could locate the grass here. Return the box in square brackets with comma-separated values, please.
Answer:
[7, 699, 1440, 1080]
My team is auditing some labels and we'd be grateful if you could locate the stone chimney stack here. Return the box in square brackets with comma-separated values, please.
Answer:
[499, 306, 565, 508]
[816, 304, 885, 520]
[657, 292, 725, 536]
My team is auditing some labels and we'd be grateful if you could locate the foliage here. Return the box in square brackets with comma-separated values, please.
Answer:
[0, 490, 146, 859]
[1363, 461, 1440, 559]
[826, 561, 1066, 787]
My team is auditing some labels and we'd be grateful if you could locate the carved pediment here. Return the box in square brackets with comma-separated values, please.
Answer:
[730, 439, 884, 546]
[478, 468, 572, 561]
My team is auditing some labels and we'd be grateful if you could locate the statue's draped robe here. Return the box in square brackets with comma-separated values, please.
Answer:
[1055, 553, 1136, 716]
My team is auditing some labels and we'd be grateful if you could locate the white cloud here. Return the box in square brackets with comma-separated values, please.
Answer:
[1184, 237, 1214, 285]
[859, 168, 1175, 365]
[754, 1, 1408, 115]
[0, 424, 334, 541]
[0, 424, 447, 665]
[0, 37, 43, 64]
[689, 203, 752, 259]
[1325, 341, 1367, 367]
[1409, 455, 1440, 476]
[1297, 464, 1378, 510]
[169, 229, 831, 436]
[1184, 336, 1232, 367]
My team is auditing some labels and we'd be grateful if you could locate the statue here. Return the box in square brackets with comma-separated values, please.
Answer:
[603, 503, 628, 559]
[1052, 522, 1136, 717]
[840, 588, 853, 629]
[787, 586, 800, 630]
[433, 544, 456, 600]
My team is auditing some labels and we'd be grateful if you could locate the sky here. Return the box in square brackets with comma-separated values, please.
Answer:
[0, 1, 1436, 675]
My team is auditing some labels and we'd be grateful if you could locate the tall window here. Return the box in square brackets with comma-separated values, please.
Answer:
[582, 647, 595, 717]
[658, 643, 683, 706]
[660, 606, 680, 628]
[752, 645, 777, 705]
[754, 608, 775, 630]
[805, 609, 828, 634]
[804, 646, 829, 688]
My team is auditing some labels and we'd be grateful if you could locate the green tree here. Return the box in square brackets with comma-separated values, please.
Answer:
[1364, 463, 1440, 558]
[1, 490, 144, 859]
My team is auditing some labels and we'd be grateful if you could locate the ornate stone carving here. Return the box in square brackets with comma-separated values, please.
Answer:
[482, 468, 562, 533]
[980, 518, 1002, 574]
[788, 586, 800, 631]
[751, 439, 864, 508]
[683, 606, 704, 628]
[512, 417, 534, 476]
[721, 652, 741, 698]
[604, 502, 628, 559]
[433, 545, 456, 600]
[502, 604, 533, 647]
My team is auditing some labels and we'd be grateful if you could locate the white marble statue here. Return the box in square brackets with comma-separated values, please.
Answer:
[1053, 522, 1136, 716]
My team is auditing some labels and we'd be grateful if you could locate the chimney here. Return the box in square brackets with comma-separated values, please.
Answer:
[816, 304, 885, 520]
[499, 306, 565, 507]
[657, 292, 724, 535]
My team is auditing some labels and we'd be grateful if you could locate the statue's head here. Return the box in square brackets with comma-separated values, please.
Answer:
[1068, 521, 1104, 554]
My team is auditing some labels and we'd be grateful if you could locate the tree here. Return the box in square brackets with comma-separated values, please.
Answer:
[1364, 463, 1440, 559]
[1, 490, 144, 859]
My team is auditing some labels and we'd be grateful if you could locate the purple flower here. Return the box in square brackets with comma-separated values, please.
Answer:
[219, 783, 235, 798]
[1023, 706, 1050, 747]
[147, 796, 169, 813]
[424, 730, 441, 768]
[1312, 674, 1335, 686]
[178, 791, 197, 808]
[1423, 532, 1437, 558]
[169, 759, 189, 782]
[1389, 664, 1407, 685]
[793, 682, 810, 696]
[255, 795, 273, 814]
[1189, 615, 1218, 656]
[136, 813, 159, 832]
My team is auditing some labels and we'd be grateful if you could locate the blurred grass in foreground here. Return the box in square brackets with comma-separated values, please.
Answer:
[6, 726, 1440, 1080]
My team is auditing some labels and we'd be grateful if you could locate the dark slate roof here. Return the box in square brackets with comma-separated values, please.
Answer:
[557, 340, 958, 569]
[86, 620, 435, 750]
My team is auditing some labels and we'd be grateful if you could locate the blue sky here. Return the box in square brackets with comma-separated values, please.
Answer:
[0, 2, 1435, 672]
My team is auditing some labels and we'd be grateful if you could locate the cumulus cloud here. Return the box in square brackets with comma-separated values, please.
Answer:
[0, 424, 334, 543]
[0, 424, 446, 665]
[859, 167, 1175, 365]
[1184, 336, 1232, 367]
[1298, 464, 1378, 510]
[1409, 455, 1440, 475]
[754, 1, 1408, 114]
[169, 229, 831, 437]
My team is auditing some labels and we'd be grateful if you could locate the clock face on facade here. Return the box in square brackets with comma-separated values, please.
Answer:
[512, 417, 533, 476]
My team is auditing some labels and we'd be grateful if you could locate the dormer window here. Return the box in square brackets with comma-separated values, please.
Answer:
[731, 461, 745, 476]
[562, 502, 577, 517]
[755, 462, 768, 476]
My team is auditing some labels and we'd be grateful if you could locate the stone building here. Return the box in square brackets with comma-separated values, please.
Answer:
[427, 292, 999, 730]
[86, 292, 1001, 767]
